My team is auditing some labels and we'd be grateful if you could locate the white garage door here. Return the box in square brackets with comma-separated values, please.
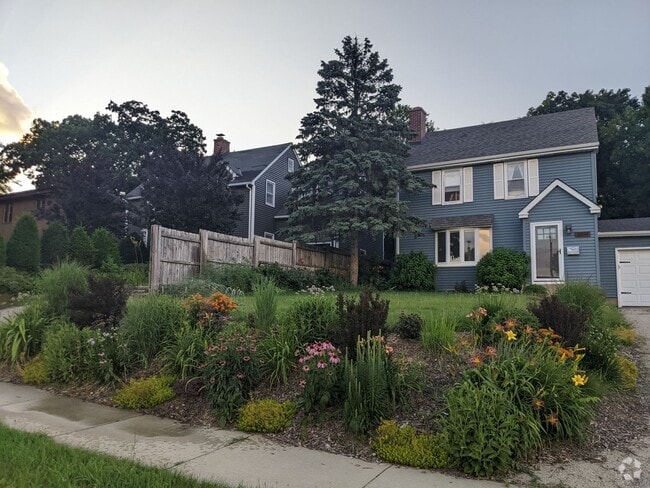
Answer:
[617, 248, 650, 307]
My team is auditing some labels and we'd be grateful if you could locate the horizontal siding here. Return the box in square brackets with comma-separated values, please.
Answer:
[598, 236, 650, 297]
[525, 188, 599, 284]
[255, 146, 294, 237]
[231, 187, 249, 238]
[435, 266, 477, 291]
[538, 152, 596, 200]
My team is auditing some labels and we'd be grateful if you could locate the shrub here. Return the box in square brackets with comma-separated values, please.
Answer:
[529, 294, 588, 347]
[91, 227, 121, 268]
[389, 252, 436, 291]
[201, 325, 262, 423]
[0, 266, 35, 294]
[555, 282, 606, 320]
[201, 264, 257, 293]
[41, 320, 84, 382]
[113, 376, 175, 409]
[298, 341, 344, 413]
[615, 355, 638, 390]
[476, 248, 529, 290]
[421, 314, 456, 351]
[68, 226, 96, 266]
[372, 420, 448, 469]
[359, 256, 392, 290]
[164, 276, 242, 298]
[0, 304, 50, 364]
[38, 261, 89, 319]
[120, 263, 149, 287]
[6, 214, 40, 273]
[344, 333, 401, 435]
[258, 263, 312, 291]
[182, 292, 237, 331]
[162, 322, 213, 380]
[19, 355, 50, 385]
[121, 294, 187, 366]
[119, 233, 149, 264]
[236, 400, 296, 433]
[40, 221, 69, 267]
[582, 317, 620, 375]
[335, 290, 389, 358]
[251, 276, 279, 331]
[260, 321, 301, 387]
[445, 381, 521, 476]
[613, 327, 636, 346]
[67, 275, 128, 328]
[283, 295, 338, 343]
[523, 284, 548, 296]
[395, 312, 424, 340]
[0, 234, 5, 266]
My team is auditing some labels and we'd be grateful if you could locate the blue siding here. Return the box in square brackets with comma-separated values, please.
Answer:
[598, 236, 650, 297]
[400, 150, 598, 290]
[254, 146, 295, 237]
[524, 188, 599, 284]
[231, 187, 250, 238]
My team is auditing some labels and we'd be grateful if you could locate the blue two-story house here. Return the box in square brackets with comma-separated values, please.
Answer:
[399, 107, 601, 291]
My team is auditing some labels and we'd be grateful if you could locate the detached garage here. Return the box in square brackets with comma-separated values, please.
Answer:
[598, 218, 650, 307]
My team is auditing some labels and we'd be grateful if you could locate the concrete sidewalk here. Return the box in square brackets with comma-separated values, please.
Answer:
[0, 382, 504, 488]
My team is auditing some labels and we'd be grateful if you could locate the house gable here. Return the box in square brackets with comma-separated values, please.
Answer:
[518, 179, 600, 219]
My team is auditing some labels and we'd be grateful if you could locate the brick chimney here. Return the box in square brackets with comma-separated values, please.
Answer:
[408, 107, 427, 143]
[213, 134, 230, 156]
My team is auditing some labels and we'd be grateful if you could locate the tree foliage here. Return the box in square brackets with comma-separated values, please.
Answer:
[6, 214, 40, 273]
[284, 36, 429, 284]
[528, 87, 650, 218]
[41, 221, 69, 267]
[68, 226, 96, 267]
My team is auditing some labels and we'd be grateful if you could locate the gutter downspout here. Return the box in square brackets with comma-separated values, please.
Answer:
[247, 183, 255, 240]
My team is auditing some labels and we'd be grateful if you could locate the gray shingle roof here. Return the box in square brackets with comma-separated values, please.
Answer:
[405, 108, 598, 167]
[429, 214, 494, 230]
[599, 218, 650, 233]
[205, 143, 292, 184]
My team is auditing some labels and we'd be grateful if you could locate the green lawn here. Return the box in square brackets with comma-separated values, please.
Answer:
[233, 291, 531, 327]
[0, 424, 234, 488]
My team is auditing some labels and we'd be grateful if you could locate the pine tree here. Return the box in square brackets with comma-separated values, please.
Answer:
[68, 226, 96, 266]
[91, 227, 121, 267]
[41, 221, 70, 267]
[6, 214, 41, 273]
[284, 36, 429, 284]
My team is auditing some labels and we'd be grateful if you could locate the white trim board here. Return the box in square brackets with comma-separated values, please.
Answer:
[530, 221, 565, 284]
[518, 179, 600, 219]
[599, 231, 650, 238]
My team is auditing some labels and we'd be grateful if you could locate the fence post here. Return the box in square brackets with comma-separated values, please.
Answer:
[252, 235, 260, 268]
[199, 229, 208, 274]
[291, 241, 297, 268]
[149, 224, 161, 291]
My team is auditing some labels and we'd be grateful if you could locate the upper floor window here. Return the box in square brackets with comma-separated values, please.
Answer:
[36, 198, 47, 210]
[265, 180, 275, 207]
[494, 159, 539, 200]
[288, 158, 295, 173]
[432, 167, 473, 205]
[3, 204, 12, 223]
[435, 227, 491, 266]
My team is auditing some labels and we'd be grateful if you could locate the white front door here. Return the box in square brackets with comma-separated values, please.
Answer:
[616, 248, 650, 307]
[531, 221, 564, 283]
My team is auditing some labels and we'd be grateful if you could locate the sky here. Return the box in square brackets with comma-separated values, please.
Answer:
[1, 0, 649, 190]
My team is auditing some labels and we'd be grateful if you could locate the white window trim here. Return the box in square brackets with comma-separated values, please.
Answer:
[435, 227, 492, 267]
[504, 161, 528, 200]
[442, 169, 463, 205]
[265, 180, 275, 207]
[288, 158, 295, 173]
[530, 221, 565, 284]
[263, 232, 275, 239]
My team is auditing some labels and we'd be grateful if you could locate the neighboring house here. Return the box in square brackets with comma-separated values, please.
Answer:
[127, 136, 301, 241]
[598, 218, 650, 306]
[399, 107, 602, 292]
[0, 189, 52, 240]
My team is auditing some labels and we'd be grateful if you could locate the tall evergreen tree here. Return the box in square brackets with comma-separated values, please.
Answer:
[41, 221, 70, 267]
[68, 226, 96, 267]
[6, 214, 40, 273]
[284, 36, 429, 284]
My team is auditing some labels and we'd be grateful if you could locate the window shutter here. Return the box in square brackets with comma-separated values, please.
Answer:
[463, 167, 473, 203]
[527, 159, 539, 196]
[432, 171, 442, 205]
[493, 163, 504, 199]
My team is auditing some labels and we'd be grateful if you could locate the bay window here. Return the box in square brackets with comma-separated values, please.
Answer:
[435, 228, 491, 265]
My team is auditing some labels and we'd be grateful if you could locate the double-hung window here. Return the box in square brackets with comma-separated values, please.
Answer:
[443, 169, 462, 203]
[506, 162, 526, 198]
[288, 158, 295, 173]
[3, 204, 12, 223]
[494, 159, 539, 199]
[432, 167, 473, 205]
[265, 180, 275, 207]
[436, 228, 491, 266]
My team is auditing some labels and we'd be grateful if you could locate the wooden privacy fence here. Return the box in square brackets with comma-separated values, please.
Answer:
[149, 224, 350, 290]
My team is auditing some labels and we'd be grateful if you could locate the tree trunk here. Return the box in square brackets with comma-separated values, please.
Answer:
[350, 230, 359, 286]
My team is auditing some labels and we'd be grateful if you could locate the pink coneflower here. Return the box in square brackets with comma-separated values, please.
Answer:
[302, 365, 310, 372]
[236, 372, 245, 380]
[242, 356, 250, 362]
[299, 380, 306, 388]
[317, 360, 327, 369]
[328, 353, 340, 365]
[219, 360, 226, 366]
[236, 346, 244, 351]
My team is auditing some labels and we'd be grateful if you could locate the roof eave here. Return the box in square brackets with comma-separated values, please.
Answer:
[407, 142, 600, 171]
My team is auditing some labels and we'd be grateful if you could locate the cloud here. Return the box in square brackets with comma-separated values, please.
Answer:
[0, 63, 33, 140]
